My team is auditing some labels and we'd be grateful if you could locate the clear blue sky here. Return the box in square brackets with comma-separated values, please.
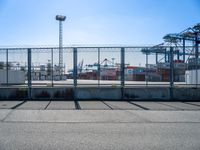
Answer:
[0, 0, 200, 46]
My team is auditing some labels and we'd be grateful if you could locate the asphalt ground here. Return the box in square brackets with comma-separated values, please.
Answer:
[1, 101, 200, 150]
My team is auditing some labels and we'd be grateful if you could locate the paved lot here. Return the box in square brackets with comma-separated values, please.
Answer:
[0, 109, 200, 150]
[132, 101, 177, 110]
[16, 101, 50, 110]
[1, 101, 200, 149]
[103, 101, 143, 110]
[0, 101, 23, 109]
[157, 102, 200, 110]
[46, 101, 75, 110]
[1, 101, 200, 110]
[0, 122, 199, 150]
[79, 101, 110, 110]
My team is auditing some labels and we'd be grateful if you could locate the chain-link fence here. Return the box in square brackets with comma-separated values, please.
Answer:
[0, 46, 199, 88]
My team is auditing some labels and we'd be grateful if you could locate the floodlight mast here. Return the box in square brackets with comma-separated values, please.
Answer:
[56, 15, 66, 79]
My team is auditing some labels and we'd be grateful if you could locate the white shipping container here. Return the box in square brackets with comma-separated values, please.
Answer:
[185, 69, 200, 84]
[0, 69, 25, 84]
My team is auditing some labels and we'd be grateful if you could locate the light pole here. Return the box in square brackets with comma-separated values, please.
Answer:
[56, 15, 66, 80]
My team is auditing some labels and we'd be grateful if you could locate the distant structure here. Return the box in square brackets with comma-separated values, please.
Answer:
[56, 15, 66, 79]
[141, 23, 200, 84]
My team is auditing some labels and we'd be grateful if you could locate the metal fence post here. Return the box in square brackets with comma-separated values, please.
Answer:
[73, 48, 78, 99]
[195, 35, 199, 88]
[121, 47, 125, 100]
[6, 49, 8, 86]
[170, 47, 174, 100]
[165, 49, 167, 63]
[98, 48, 100, 87]
[51, 48, 54, 87]
[73, 48, 78, 87]
[146, 53, 148, 86]
[168, 52, 170, 63]
[27, 48, 32, 100]
[73, 48, 80, 109]
[183, 38, 185, 62]
[156, 52, 158, 64]
[177, 50, 180, 60]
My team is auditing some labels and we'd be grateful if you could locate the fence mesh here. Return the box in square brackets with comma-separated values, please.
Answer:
[0, 46, 199, 87]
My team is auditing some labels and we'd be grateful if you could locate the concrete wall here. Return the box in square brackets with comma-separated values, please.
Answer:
[0, 87, 200, 100]
[0, 87, 73, 100]
[124, 87, 170, 100]
[76, 87, 122, 100]
[173, 88, 200, 100]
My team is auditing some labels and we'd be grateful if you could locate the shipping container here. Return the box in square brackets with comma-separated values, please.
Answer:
[0, 69, 25, 84]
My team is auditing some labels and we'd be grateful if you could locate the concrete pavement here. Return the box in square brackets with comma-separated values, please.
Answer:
[1, 101, 200, 110]
[0, 101, 200, 150]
